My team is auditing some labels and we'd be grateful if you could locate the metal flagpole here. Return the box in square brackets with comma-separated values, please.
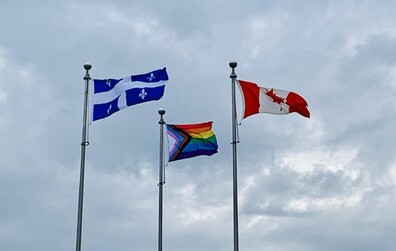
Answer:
[229, 61, 239, 251]
[158, 108, 166, 251]
[76, 63, 91, 251]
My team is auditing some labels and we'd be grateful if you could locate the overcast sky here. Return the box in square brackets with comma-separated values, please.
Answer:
[1, 0, 396, 250]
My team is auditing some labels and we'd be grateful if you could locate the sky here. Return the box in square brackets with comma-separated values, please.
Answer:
[1, 0, 396, 250]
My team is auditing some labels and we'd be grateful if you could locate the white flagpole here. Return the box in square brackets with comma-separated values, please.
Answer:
[76, 63, 91, 251]
[229, 61, 239, 251]
[158, 108, 166, 251]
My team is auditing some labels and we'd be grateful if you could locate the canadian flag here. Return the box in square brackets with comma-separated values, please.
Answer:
[237, 80, 310, 119]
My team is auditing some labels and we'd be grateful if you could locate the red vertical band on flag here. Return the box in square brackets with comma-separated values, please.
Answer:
[238, 80, 260, 118]
[286, 92, 310, 118]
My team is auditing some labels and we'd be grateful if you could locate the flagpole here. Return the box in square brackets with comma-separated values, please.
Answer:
[229, 61, 239, 251]
[76, 63, 91, 251]
[158, 108, 166, 251]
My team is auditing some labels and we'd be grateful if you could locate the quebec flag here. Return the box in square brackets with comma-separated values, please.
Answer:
[90, 67, 168, 122]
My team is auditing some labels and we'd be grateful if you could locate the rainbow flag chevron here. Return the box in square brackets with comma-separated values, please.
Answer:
[166, 121, 218, 162]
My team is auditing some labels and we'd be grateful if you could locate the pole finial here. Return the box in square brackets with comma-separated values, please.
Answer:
[158, 108, 165, 116]
[229, 61, 237, 69]
[83, 63, 92, 80]
[158, 108, 166, 124]
[229, 61, 237, 79]
[83, 63, 92, 70]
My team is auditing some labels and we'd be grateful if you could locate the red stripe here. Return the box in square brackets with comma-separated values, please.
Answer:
[238, 80, 260, 118]
[173, 121, 213, 131]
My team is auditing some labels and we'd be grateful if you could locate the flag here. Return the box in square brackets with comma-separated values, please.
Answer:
[166, 121, 218, 162]
[90, 67, 168, 122]
[237, 80, 310, 119]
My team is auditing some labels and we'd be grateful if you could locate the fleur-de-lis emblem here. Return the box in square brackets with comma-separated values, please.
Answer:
[106, 79, 112, 87]
[147, 73, 155, 81]
[139, 89, 147, 99]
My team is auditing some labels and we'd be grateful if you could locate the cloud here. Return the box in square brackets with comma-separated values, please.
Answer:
[2, 1, 396, 250]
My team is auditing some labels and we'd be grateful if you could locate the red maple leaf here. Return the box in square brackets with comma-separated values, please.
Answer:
[265, 89, 284, 104]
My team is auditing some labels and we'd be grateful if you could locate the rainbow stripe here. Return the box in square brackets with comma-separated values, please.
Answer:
[166, 121, 218, 162]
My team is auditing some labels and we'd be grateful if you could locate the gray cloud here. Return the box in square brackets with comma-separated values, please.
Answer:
[1, 0, 396, 250]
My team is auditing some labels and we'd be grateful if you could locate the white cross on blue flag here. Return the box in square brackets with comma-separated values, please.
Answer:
[90, 67, 168, 122]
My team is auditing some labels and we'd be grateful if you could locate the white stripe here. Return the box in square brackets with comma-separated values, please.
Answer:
[117, 92, 127, 110]
[91, 77, 167, 104]
[236, 80, 244, 118]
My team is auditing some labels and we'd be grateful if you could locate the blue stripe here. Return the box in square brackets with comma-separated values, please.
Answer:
[175, 149, 218, 161]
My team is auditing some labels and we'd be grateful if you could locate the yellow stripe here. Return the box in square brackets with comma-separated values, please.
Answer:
[189, 130, 214, 139]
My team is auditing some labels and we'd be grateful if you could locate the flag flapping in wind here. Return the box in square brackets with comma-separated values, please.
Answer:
[237, 80, 310, 119]
[91, 68, 168, 122]
[166, 122, 218, 162]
